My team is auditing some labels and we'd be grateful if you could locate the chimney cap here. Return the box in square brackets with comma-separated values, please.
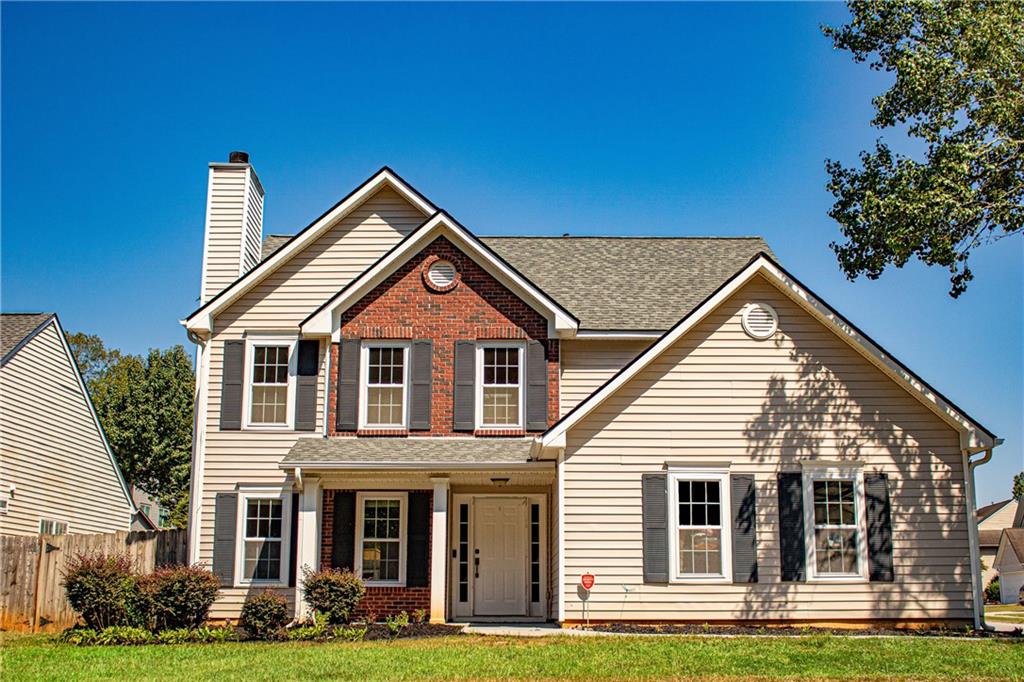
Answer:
[228, 151, 249, 164]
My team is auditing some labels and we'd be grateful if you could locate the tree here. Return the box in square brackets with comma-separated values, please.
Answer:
[66, 331, 121, 388]
[823, 1, 1023, 297]
[1014, 471, 1024, 501]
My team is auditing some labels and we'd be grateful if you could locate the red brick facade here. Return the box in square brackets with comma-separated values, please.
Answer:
[320, 489, 432, 618]
[327, 236, 560, 436]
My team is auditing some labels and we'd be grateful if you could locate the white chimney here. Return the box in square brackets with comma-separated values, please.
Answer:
[199, 151, 265, 304]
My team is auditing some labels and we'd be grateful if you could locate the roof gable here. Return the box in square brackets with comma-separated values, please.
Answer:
[1, 313, 55, 365]
[996, 529, 1024, 569]
[184, 167, 435, 333]
[541, 253, 995, 452]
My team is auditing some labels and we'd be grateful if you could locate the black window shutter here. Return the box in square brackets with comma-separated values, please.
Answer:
[331, 492, 356, 570]
[406, 492, 431, 587]
[865, 473, 894, 582]
[288, 492, 299, 587]
[453, 340, 475, 431]
[335, 340, 359, 431]
[526, 340, 548, 431]
[409, 341, 433, 431]
[777, 472, 806, 582]
[219, 341, 244, 430]
[731, 474, 759, 583]
[641, 473, 669, 583]
[295, 340, 319, 432]
[212, 492, 238, 586]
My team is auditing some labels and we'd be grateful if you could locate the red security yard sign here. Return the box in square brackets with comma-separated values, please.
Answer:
[581, 573, 595, 590]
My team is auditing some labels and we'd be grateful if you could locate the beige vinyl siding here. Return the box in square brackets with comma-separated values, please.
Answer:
[561, 275, 973, 622]
[560, 339, 651, 415]
[242, 172, 265, 274]
[0, 322, 133, 535]
[198, 186, 429, 617]
[979, 500, 1018, 531]
[203, 167, 249, 302]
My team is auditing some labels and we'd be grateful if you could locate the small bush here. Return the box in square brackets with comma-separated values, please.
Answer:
[287, 612, 330, 641]
[144, 565, 219, 630]
[240, 591, 288, 639]
[339, 625, 367, 642]
[59, 628, 99, 646]
[985, 577, 1001, 604]
[62, 553, 140, 629]
[385, 611, 409, 639]
[301, 568, 366, 624]
[412, 608, 427, 625]
[94, 626, 153, 645]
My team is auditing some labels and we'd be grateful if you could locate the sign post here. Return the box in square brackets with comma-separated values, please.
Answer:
[580, 573, 595, 627]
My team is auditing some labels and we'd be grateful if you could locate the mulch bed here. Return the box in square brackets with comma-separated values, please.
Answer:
[361, 623, 463, 641]
[587, 623, 1023, 639]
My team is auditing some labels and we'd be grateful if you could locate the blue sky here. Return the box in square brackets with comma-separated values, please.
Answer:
[2, 2, 1020, 504]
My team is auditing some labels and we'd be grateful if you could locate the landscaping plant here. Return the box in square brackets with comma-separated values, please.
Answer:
[240, 591, 289, 640]
[385, 611, 409, 640]
[142, 565, 220, 630]
[62, 553, 142, 629]
[301, 567, 366, 624]
[985, 577, 1001, 604]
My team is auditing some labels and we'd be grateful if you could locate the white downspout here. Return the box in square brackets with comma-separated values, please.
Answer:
[964, 443, 999, 630]
[186, 331, 210, 565]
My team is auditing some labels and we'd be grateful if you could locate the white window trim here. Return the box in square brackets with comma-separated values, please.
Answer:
[39, 517, 70, 535]
[359, 341, 411, 429]
[475, 342, 526, 430]
[242, 334, 298, 430]
[801, 463, 868, 582]
[667, 468, 732, 583]
[234, 489, 292, 588]
[354, 491, 408, 587]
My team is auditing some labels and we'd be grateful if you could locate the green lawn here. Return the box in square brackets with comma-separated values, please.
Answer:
[2, 632, 1023, 681]
[988, 605, 1024, 624]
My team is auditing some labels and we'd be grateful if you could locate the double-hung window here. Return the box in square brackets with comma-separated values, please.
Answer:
[355, 492, 407, 585]
[477, 344, 523, 428]
[361, 343, 408, 428]
[802, 466, 866, 580]
[39, 518, 69, 535]
[237, 491, 291, 585]
[668, 470, 732, 581]
[246, 336, 296, 428]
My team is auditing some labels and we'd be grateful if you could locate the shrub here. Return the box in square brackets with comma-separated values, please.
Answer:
[301, 568, 366, 624]
[985, 577, 1001, 604]
[412, 608, 427, 625]
[94, 626, 153, 645]
[339, 625, 367, 642]
[62, 553, 141, 629]
[385, 611, 409, 639]
[240, 591, 288, 639]
[59, 628, 99, 646]
[143, 565, 219, 630]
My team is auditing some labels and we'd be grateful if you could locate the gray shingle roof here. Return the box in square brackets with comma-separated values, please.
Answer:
[282, 437, 536, 467]
[1003, 529, 1024, 563]
[1, 313, 54, 362]
[262, 233, 770, 331]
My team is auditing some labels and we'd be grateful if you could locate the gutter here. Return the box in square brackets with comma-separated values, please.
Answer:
[279, 460, 555, 472]
[964, 439, 1002, 631]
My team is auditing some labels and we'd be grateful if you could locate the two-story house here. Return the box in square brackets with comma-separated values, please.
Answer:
[183, 153, 999, 628]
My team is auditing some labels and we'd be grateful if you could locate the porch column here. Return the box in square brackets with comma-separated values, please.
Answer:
[294, 475, 321, 620]
[429, 476, 450, 623]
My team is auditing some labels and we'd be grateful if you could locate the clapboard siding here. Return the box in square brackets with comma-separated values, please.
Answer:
[198, 186, 428, 617]
[560, 339, 650, 415]
[0, 322, 133, 535]
[203, 168, 248, 301]
[561, 276, 973, 622]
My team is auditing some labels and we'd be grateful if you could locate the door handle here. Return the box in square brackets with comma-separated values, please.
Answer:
[474, 557, 479, 578]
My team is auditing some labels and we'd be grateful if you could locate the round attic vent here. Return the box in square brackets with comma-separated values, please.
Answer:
[426, 259, 458, 290]
[742, 303, 778, 339]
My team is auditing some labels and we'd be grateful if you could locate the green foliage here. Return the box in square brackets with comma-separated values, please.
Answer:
[66, 332, 122, 387]
[287, 612, 330, 641]
[62, 554, 143, 630]
[301, 568, 366, 624]
[985, 577, 1001, 604]
[239, 591, 289, 640]
[155, 625, 238, 645]
[385, 611, 409, 639]
[823, 1, 1023, 297]
[339, 625, 368, 642]
[412, 608, 427, 625]
[1013, 471, 1024, 500]
[94, 626, 154, 646]
[141, 565, 220, 631]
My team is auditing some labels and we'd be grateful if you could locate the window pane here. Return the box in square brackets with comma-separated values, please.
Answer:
[678, 481, 691, 504]
[815, 528, 857, 574]
[678, 528, 722, 576]
[483, 387, 519, 425]
[361, 540, 400, 581]
[244, 540, 281, 581]
[367, 386, 404, 425]
[251, 386, 287, 424]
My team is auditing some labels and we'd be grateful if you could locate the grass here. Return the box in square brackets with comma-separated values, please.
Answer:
[987, 605, 1024, 624]
[2, 631, 1023, 681]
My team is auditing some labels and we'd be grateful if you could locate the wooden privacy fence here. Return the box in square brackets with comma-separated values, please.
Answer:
[0, 528, 187, 632]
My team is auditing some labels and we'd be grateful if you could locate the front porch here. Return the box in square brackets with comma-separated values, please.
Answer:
[284, 438, 556, 623]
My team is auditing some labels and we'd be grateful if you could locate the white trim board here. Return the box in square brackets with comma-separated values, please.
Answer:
[301, 211, 579, 338]
[541, 254, 996, 452]
[183, 167, 436, 334]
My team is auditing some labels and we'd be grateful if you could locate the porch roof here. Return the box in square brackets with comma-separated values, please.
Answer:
[280, 437, 542, 470]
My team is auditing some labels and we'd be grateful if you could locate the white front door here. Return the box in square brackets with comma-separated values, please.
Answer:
[473, 497, 528, 616]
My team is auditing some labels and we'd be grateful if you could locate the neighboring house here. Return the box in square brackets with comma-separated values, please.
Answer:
[994, 529, 1024, 605]
[977, 498, 1021, 586]
[0, 313, 143, 535]
[183, 154, 1000, 628]
[131, 486, 171, 529]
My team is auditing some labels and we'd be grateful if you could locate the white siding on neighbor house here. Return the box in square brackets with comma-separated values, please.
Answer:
[561, 276, 973, 622]
[197, 186, 429, 617]
[0, 322, 133, 536]
[559, 339, 651, 416]
[979, 500, 1019, 531]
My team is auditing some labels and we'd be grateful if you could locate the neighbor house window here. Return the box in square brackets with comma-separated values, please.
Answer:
[355, 493, 407, 585]
[477, 344, 523, 428]
[237, 492, 291, 585]
[669, 470, 731, 581]
[802, 466, 866, 580]
[39, 518, 69, 535]
[361, 343, 408, 428]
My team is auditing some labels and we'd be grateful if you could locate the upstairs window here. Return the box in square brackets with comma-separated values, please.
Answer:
[478, 345, 523, 428]
[245, 337, 296, 428]
[361, 343, 408, 428]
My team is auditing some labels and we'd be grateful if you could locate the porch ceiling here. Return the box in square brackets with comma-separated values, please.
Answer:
[280, 437, 544, 470]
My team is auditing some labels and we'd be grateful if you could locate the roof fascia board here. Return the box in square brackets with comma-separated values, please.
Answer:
[302, 212, 579, 336]
[0, 313, 56, 367]
[279, 461, 553, 471]
[573, 330, 663, 340]
[543, 254, 994, 449]
[183, 167, 436, 333]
